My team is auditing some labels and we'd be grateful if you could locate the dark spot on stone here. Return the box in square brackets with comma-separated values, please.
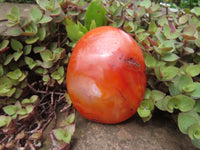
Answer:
[124, 57, 140, 67]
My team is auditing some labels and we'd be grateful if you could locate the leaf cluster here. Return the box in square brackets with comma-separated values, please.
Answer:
[0, 0, 77, 149]
[1, 0, 200, 149]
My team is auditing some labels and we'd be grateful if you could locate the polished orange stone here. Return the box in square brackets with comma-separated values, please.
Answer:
[67, 26, 146, 124]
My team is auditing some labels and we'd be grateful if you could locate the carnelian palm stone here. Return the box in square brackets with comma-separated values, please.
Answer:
[67, 26, 146, 124]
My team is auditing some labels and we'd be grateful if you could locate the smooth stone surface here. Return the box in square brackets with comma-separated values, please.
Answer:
[71, 111, 198, 150]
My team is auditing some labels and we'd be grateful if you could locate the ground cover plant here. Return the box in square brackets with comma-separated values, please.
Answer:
[0, 0, 200, 149]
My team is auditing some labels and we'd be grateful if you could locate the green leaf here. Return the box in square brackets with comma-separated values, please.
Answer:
[40, 61, 53, 69]
[3, 105, 17, 115]
[22, 95, 39, 105]
[161, 53, 179, 62]
[191, 7, 200, 16]
[179, 14, 189, 25]
[85, 0, 107, 30]
[188, 123, 200, 140]
[158, 16, 168, 27]
[39, 15, 53, 24]
[14, 88, 23, 99]
[13, 51, 23, 61]
[158, 40, 175, 53]
[178, 111, 200, 134]
[24, 45, 32, 55]
[10, 28, 22, 36]
[51, 66, 64, 80]
[160, 66, 179, 81]
[37, 27, 46, 41]
[168, 32, 181, 40]
[148, 21, 157, 34]
[42, 75, 50, 84]
[136, 7, 145, 18]
[177, 74, 193, 92]
[40, 50, 54, 62]
[6, 14, 17, 22]
[25, 57, 37, 69]
[140, 0, 151, 9]
[182, 24, 198, 40]
[30, 95, 39, 104]
[45, 0, 55, 11]
[155, 96, 170, 111]
[182, 84, 196, 93]
[137, 99, 154, 118]
[7, 69, 22, 80]
[6, 6, 19, 22]
[29, 130, 42, 140]
[66, 93, 72, 106]
[66, 17, 88, 43]
[11, 6, 20, 19]
[194, 100, 200, 113]
[168, 95, 195, 112]
[51, 7, 61, 16]
[0, 40, 9, 52]
[155, 32, 166, 42]
[15, 130, 26, 140]
[65, 113, 75, 125]
[151, 4, 160, 12]
[0, 65, 3, 77]
[25, 105, 34, 114]
[4, 88, 16, 97]
[187, 82, 200, 99]
[7, 22, 19, 27]
[186, 65, 200, 77]
[53, 128, 65, 140]
[11, 39, 23, 51]
[151, 90, 165, 102]
[33, 46, 46, 53]
[35, 67, 47, 75]
[30, 7, 43, 21]
[163, 24, 171, 37]
[113, 5, 123, 17]
[0, 115, 12, 127]
[183, 47, 194, 54]
[6, 140, 14, 148]
[25, 37, 39, 44]
[196, 38, 200, 47]
[123, 21, 137, 33]
[0, 76, 12, 94]
[17, 108, 27, 115]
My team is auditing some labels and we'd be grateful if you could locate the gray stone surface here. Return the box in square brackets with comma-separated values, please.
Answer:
[71, 111, 198, 150]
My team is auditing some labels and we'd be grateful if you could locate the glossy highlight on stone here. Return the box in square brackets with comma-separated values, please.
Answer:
[66, 26, 146, 124]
